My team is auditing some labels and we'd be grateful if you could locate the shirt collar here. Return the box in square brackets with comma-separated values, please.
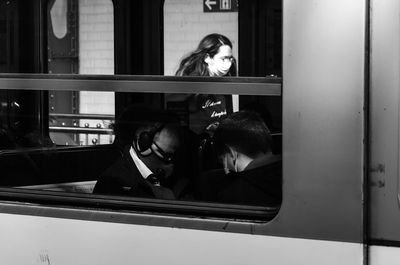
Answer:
[129, 146, 153, 180]
[245, 153, 281, 171]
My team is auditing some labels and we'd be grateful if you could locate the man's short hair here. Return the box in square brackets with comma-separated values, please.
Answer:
[213, 110, 272, 158]
[112, 106, 182, 149]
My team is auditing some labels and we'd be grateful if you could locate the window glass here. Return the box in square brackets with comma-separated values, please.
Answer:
[3, 88, 281, 211]
[0, 0, 282, 218]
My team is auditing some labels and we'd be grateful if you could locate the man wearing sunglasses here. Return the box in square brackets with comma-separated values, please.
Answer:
[93, 112, 182, 200]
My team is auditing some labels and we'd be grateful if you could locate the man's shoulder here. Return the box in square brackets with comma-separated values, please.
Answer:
[94, 155, 144, 195]
[99, 154, 141, 182]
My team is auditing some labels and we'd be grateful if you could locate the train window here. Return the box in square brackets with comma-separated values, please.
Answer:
[0, 0, 282, 221]
[0, 75, 281, 220]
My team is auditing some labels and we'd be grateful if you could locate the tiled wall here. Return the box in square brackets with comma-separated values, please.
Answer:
[79, 0, 115, 145]
[79, 0, 114, 75]
[79, 0, 114, 116]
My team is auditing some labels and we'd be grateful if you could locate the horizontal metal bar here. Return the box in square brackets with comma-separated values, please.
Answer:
[50, 113, 115, 120]
[49, 127, 113, 134]
[0, 144, 112, 156]
[0, 74, 282, 96]
[0, 189, 277, 222]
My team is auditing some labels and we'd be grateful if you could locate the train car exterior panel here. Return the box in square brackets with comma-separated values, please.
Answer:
[0, 212, 363, 265]
[370, 0, 400, 240]
[370, 246, 400, 265]
[280, 0, 365, 243]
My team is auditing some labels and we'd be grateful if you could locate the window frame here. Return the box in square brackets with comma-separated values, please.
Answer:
[0, 73, 282, 226]
[0, 74, 281, 95]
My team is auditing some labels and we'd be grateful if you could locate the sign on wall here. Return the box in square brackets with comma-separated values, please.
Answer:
[203, 0, 238, 13]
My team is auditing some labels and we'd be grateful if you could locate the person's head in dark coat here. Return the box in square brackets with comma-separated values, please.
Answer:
[213, 110, 273, 173]
[113, 106, 183, 179]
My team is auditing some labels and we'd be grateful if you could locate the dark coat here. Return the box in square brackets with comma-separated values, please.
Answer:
[217, 160, 282, 206]
[93, 147, 175, 200]
[198, 158, 282, 207]
[188, 94, 231, 134]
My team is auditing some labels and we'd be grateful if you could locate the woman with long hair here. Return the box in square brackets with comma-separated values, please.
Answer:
[175, 33, 237, 77]
[171, 33, 237, 135]
[167, 34, 238, 198]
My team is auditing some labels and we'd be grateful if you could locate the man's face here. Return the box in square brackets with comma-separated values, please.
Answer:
[140, 128, 180, 178]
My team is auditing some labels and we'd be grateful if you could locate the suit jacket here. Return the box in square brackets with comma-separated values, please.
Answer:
[93, 147, 175, 200]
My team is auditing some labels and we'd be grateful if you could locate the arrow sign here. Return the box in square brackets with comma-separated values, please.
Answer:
[203, 0, 238, 13]
[205, 0, 217, 10]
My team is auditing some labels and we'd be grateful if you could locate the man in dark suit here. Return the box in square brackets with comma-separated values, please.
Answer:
[93, 109, 182, 200]
[199, 110, 282, 207]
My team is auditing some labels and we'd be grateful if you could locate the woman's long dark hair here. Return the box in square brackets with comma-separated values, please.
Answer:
[175, 33, 237, 76]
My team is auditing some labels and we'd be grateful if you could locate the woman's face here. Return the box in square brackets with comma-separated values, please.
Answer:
[205, 45, 233, 77]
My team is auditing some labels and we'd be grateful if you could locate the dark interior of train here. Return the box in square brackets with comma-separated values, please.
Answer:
[0, 0, 282, 216]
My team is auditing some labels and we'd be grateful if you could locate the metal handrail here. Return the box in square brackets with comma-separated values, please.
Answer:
[0, 74, 282, 96]
[49, 126, 113, 134]
[50, 113, 115, 120]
